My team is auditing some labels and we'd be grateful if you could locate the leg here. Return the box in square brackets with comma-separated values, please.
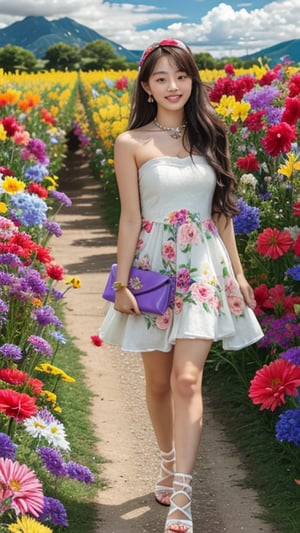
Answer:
[165, 338, 212, 532]
[142, 349, 175, 505]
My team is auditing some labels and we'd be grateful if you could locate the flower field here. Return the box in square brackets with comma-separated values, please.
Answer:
[0, 61, 300, 531]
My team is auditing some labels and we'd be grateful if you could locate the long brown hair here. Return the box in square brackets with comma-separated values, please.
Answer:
[128, 43, 239, 218]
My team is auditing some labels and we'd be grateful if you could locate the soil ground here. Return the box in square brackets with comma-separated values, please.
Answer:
[53, 150, 278, 533]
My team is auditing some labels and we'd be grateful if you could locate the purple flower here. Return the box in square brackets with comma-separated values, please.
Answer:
[233, 199, 260, 235]
[27, 335, 53, 357]
[66, 461, 94, 483]
[286, 265, 300, 281]
[0, 343, 23, 361]
[244, 85, 281, 110]
[0, 298, 8, 315]
[0, 272, 14, 286]
[0, 433, 17, 460]
[258, 314, 300, 350]
[264, 105, 284, 125]
[10, 192, 48, 226]
[32, 305, 63, 327]
[0, 253, 22, 268]
[275, 408, 300, 446]
[43, 220, 62, 237]
[51, 288, 64, 300]
[176, 268, 192, 293]
[24, 164, 49, 183]
[18, 267, 48, 298]
[279, 347, 300, 365]
[38, 496, 68, 527]
[37, 446, 67, 476]
[50, 190, 72, 207]
[20, 138, 49, 165]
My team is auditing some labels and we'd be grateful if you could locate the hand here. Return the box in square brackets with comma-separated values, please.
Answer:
[236, 273, 256, 310]
[114, 288, 141, 315]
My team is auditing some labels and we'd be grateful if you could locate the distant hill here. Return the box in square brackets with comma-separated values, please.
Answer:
[240, 39, 300, 67]
[0, 16, 141, 62]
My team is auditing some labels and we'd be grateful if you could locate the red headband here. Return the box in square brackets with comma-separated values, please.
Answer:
[139, 39, 189, 69]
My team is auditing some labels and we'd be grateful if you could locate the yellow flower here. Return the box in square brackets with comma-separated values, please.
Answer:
[2, 176, 25, 194]
[35, 363, 75, 382]
[41, 389, 57, 405]
[8, 514, 53, 533]
[0, 123, 7, 141]
[0, 201, 8, 213]
[231, 100, 251, 122]
[64, 275, 81, 288]
[278, 152, 300, 179]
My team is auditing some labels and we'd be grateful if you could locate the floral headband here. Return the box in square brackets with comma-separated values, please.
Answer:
[139, 39, 189, 69]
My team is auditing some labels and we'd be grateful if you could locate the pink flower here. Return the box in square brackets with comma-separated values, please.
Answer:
[190, 282, 215, 304]
[155, 308, 172, 329]
[136, 238, 143, 250]
[202, 219, 218, 235]
[178, 222, 200, 245]
[174, 296, 183, 314]
[137, 255, 150, 270]
[227, 296, 245, 316]
[0, 457, 44, 516]
[162, 240, 176, 261]
[13, 126, 30, 145]
[142, 219, 153, 233]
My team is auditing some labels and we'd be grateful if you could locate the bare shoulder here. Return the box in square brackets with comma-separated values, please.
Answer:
[116, 126, 151, 148]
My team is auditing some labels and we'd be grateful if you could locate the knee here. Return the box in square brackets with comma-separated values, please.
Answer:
[172, 372, 200, 399]
[146, 376, 171, 397]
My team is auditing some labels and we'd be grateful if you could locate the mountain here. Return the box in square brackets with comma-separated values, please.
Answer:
[240, 39, 300, 67]
[0, 16, 141, 62]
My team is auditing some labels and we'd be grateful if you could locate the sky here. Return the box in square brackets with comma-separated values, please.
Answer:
[0, 0, 299, 58]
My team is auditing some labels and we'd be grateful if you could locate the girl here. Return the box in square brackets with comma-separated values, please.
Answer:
[99, 39, 263, 533]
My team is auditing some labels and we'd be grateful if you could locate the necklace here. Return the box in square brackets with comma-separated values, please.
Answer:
[153, 117, 186, 139]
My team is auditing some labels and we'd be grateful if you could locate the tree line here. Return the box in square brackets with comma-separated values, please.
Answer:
[0, 40, 262, 73]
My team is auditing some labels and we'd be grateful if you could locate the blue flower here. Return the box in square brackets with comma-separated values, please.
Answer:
[39, 496, 68, 527]
[275, 408, 300, 446]
[24, 164, 49, 183]
[66, 461, 94, 483]
[233, 199, 260, 235]
[10, 192, 48, 226]
[286, 265, 300, 281]
[0, 433, 17, 460]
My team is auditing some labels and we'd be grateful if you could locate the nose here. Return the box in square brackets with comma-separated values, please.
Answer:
[167, 79, 178, 92]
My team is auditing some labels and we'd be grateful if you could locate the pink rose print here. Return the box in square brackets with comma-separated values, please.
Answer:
[190, 282, 216, 304]
[162, 240, 176, 261]
[156, 308, 172, 329]
[142, 219, 154, 233]
[176, 268, 192, 293]
[227, 295, 245, 316]
[202, 219, 218, 235]
[225, 276, 240, 297]
[178, 222, 200, 245]
[174, 295, 184, 314]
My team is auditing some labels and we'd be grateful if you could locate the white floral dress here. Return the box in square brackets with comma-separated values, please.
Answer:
[99, 156, 263, 352]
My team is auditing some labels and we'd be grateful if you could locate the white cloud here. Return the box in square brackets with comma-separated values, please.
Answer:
[0, 0, 299, 57]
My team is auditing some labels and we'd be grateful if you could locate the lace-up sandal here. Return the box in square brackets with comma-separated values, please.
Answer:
[154, 448, 176, 506]
[164, 473, 193, 533]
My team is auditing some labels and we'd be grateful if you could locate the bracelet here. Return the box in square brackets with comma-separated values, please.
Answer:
[112, 281, 127, 292]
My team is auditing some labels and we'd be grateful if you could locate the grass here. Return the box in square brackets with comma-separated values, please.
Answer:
[204, 347, 300, 533]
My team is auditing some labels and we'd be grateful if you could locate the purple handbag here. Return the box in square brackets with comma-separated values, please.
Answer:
[102, 264, 175, 315]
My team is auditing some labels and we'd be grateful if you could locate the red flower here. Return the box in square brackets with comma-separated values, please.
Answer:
[236, 153, 259, 172]
[115, 76, 128, 90]
[0, 457, 44, 517]
[224, 63, 235, 76]
[253, 284, 270, 315]
[288, 72, 300, 97]
[0, 389, 38, 421]
[258, 69, 281, 86]
[293, 202, 300, 216]
[0, 368, 27, 386]
[249, 358, 300, 411]
[27, 182, 48, 198]
[46, 263, 65, 281]
[281, 97, 300, 126]
[1, 116, 19, 136]
[244, 110, 265, 131]
[261, 122, 296, 157]
[90, 335, 103, 347]
[40, 107, 57, 125]
[0, 165, 14, 176]
[257, 227, 293, 259]
[33, 244, 53, 264]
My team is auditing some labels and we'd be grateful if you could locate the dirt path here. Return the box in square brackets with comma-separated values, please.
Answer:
[53, 150, 278, 533]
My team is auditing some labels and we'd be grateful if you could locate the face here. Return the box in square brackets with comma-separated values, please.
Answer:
[142, 55, 192, 111]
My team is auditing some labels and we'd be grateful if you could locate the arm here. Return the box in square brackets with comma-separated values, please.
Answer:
[113, 133, 142, 314]
[214, 214, 256, 310]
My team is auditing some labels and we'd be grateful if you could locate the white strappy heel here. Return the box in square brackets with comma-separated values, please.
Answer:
[154, 448, 176, 506]
[164, 473, 193, 533]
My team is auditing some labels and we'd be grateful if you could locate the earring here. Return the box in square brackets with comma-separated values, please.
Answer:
[148, 94, 154, 103]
